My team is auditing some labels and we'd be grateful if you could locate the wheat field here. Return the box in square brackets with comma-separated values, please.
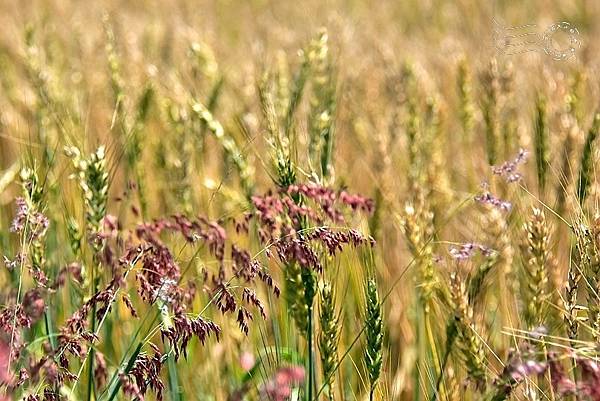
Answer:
[1, 1, 600, 400]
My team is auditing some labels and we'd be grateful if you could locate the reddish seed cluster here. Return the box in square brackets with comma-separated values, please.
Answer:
[276, 239, 320, 270]
[248, 185, 375, 271]
[449, 243, 494, 260]
[475, 150, 528, 212]
[50, 263, 83, 290]
[242, 288, 266, 319]
[287, 183, 374, 216]
[0, 340, 12, 386]
[231, 245, 280, 296]
[491, 148, 528, 183]
[21, 388, 60, 401]
[496, 347, 600, 400]
[119, 373, 144, 400]
[250, 192, 317, 241]
[250, 184, 374, 243]
[3, 182, 374, 400]
[548, 353, 600, 400]
[124, 345, 165, 401]
[10, 198, 49, 241]
[93, 352, 108, 389]
[53, 281, 116, 370]
[161, 314, 220, 360]
[0, 288, 46, 367]
[474, 191, 512, 212]
[9, 200, 51, 291]
[310, 227, 375, 255]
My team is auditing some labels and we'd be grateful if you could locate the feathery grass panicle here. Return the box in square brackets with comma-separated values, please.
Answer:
[319, 282, 339, 401]
[533, 94, 549, 193]
[522, 207, 552, 329]
[564, 264, 582, 342]
[401, 181, 442, 396]
[364, 278, 383, 401]
[576, 112, 600, 206]
[556, 70, 586, 214]
[456, 58, 476, 190]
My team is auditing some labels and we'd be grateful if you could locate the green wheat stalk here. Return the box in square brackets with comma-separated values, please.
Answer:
[577, 112, 600, 206]
[364, 278, 383, 401]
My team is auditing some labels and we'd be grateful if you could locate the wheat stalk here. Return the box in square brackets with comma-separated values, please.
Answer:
[533, 94, 549, 193]
[319, 282, 339, 401]
[522, 207, 552, 329]
[577, 112, 600, 206]
[364, 278, 383, 401]
[449, 270, 487, 388]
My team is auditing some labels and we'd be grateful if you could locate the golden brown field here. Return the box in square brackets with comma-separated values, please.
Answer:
[1, 1, 600, 400]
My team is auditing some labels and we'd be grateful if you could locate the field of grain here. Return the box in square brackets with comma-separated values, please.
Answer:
[1, 1, 600, 400]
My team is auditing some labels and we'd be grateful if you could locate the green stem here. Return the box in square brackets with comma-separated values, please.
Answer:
[44, 311, 56, 350]
[87, 266, 98, 401]
[424, 307, 442, 397]
[160, 301, 182, 401]
[430, 323, 456, 401]
[44, 308, 59, 395]
[106, 342, 143, 401]
[307, 304, 314, 401]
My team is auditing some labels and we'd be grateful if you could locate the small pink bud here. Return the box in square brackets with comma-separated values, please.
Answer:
[240, 352, 255, 371]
